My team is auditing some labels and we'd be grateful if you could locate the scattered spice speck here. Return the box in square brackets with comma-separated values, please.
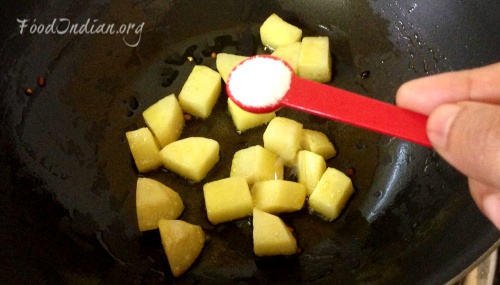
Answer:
[360, 70, 370, 79]
[184, 114, 192, 121]
[346, 167, 356, 177]
[211, 52, 217, 59]
[38, 76, 46, 87]
[296, 247, 302, 254]
[25, 88, 33, 96]
[187, 56, 194, 62]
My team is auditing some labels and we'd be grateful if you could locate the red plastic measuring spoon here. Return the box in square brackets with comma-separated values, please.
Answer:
[226, 55, 431, 148]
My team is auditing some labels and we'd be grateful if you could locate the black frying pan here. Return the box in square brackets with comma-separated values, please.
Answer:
[1, 0, 499, 284]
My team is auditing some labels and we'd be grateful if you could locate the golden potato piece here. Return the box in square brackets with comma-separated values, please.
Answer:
[251, 180, 306, 214]
[179, 65, 221, 119]
[136, 178, 184, 231]
[203, 177, 253, 224]
[216, 53, 248, 83]
[296, 150, 327, 196]
[308, 167, 354, 220]
[272, 42, 302, 74]
[300, 129, 337, 160]
[227, 98, 276, 132]
[263, 117, 303, 166]
[260, 13, 302, 50]
[160, 137, 219, 182]
[126, 127, 162, 173]
[143, 94, 184, 148]
[158, 219, 205, 277]
[230, 145, 284, 185]
[298, 36, 332, 83]
[253, 208, 297, 256]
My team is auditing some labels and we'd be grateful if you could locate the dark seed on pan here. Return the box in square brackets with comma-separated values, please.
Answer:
[194, 56, 203, 64]
[360, 70, 370, 79]
[160, 68, 179, 88]
[38, 76, 46, 87]
[201, 46, 214, 57]
[25, 88, 33, 95]
[164, 52, 185, 65]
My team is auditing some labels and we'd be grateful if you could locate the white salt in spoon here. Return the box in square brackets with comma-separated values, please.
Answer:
[226, 55, 431, 147]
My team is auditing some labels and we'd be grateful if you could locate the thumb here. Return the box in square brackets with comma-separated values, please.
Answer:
[427, 101, 500, 189]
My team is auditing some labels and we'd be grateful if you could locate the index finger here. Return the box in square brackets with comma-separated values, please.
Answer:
[396, 62, 500, 115]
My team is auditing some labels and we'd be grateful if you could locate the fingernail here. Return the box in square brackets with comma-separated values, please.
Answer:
[427, 104, 462, 149]
[482, 194, 500, 229]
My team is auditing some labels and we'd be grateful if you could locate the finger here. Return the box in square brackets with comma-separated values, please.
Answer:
[427, 101, 500, 189]
[396, 62, 500, 115]
[468, 179, 500, 230]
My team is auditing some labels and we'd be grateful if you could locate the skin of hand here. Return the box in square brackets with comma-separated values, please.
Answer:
[396, 62, 500, 230]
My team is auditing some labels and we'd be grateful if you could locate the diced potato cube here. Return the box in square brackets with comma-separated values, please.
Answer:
[260, 13, 302, 50]
[126, 128, 163, 173]
[136, 178, 184, 231]
[179, 65, 222, 119]
[296, 150, 327, 196]
[263, 117, 303, 166]
[158, 219, 205, 277]
[308, 167, 354, 221]
[143, 94, 184, 148]
[251, 180, 306, 214]
[230, 145, 284, 185]
[253, 208, 297, 256]
[300, 129, 337, 160]
[227, 98, 276, 132]
[298, 37, 332, 83]
[216, 53, 248, 83]
[203, 177, 253, 224]
[159, 137, 219, 182]
[271, 42, 302, 74]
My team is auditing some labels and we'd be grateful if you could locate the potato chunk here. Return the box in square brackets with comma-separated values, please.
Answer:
[143, 94, 184, 148]
[260, 13, 302, 50]
[263, 117, 303, 166]
[158, 220, 205, 277]
[308, 168, 354, 221]
[179, 65, 222, 119]
[296, 150, 327, 196]
[230, 145, 284, 185]
[160, 137, 219, 182]
[300, 129, 337, 160]
[251, 180, 306, 214]
[298, 37, 332, 83]
[136, 178, 184, 231]
[253, 208, 297, 256]
[227, 98, 276, 132]
[203, 177, 253, 224]
[126, 128, 163, 173]
[271, 42, 302, 74]
[216, 53, 248, 83]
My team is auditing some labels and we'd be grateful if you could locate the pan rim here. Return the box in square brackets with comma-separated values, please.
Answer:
[446, 239, 500, 285]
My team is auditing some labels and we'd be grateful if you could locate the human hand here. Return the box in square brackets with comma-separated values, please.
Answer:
[396, 62, 500, 230]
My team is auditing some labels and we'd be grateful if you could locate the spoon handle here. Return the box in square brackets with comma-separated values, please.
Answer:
[283, 76, 432, 147]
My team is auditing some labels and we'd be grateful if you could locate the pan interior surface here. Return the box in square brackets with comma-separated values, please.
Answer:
[0, 0, 499, 284]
